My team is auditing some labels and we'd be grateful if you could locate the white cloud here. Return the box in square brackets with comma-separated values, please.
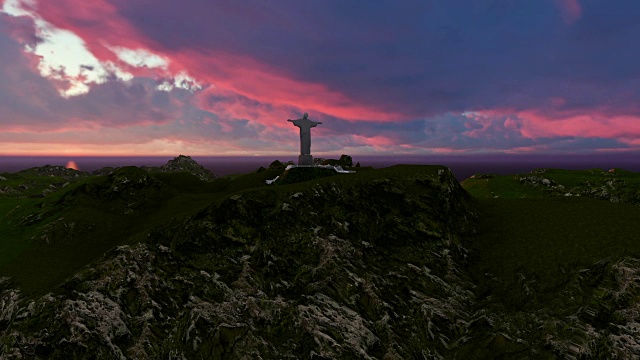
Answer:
[32, 22, 135, 96]
[1, 0, 35, 17]
[109, 46, 168, 69]
[156, 72, 203, 92]
[2, 0, 134, 97]
[2, 0, 204, 98]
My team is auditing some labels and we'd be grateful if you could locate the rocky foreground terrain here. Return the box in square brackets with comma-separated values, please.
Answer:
[1, 162, 640, 358]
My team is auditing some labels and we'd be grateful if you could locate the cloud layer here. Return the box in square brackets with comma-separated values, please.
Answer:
[1, 0, 639, 155]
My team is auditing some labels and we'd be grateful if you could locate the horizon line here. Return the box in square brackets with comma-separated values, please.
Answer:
[0, 152, 639, 158]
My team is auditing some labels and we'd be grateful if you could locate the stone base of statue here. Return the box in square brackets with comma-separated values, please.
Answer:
[298, 155, 313, 165]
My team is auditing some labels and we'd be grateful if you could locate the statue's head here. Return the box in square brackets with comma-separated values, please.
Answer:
[303, 113, 308, 119]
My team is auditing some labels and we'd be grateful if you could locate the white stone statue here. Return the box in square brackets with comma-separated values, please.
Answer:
[288, 113, 322, 165]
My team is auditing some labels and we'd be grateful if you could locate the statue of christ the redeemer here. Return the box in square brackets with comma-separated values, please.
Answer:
[288, 112, 322, 165]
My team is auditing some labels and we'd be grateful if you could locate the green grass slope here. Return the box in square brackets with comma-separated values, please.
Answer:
[459, 169, 640, 357]
[471, 197, 640, 298]
[462, 168, 640, 302]
[0, 163, 377, 296]
[463, 168, 640, 265]
[462, 167, 640, 202]
[0, 167, 229, 295]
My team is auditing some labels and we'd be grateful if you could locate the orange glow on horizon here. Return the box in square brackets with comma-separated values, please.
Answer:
[65, 160, 79, 170]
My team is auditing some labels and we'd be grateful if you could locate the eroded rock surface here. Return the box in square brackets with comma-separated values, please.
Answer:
[1, 166, 478, 359]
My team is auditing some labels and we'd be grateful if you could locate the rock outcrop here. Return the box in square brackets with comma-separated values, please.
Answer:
[319, 154, 353, 167]
[18, 165, 84, 179]
[144, 155, 216, 181]
[516, 168, 640, 204]
[0, 165, 479, 359]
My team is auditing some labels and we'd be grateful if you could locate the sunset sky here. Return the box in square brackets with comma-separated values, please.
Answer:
[1, 0, 639, 157]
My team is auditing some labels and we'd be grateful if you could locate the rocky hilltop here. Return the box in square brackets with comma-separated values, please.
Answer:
[143, 155, 216, 181]
[0, 155, 215, 199]
[0, 165, 86, 197]
[2, 162, 640, 358]
[0, 165, 480, 359]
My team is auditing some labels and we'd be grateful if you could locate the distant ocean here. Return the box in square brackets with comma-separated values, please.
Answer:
[0, 154, 638, 181]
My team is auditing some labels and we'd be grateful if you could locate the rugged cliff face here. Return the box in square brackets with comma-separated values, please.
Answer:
[0, 165, 480, 359]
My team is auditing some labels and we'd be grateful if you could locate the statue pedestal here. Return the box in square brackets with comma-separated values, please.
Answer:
[298, 155, 313, 165]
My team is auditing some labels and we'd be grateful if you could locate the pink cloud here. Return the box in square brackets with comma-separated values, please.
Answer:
[555, 0, 582, 24]
[519, 112, 640, 139]
[0, 15, 190, 134]
[34, 0, 138, 64]
[475, 107, 640, 142]
[33, 0, 402, 124]
[503, 117, 519, 130]
[429, 147, 471, 154]
[462, 114, 493, 139]
[3, 0, 640, 157]
[163, 49, 404, 123]
[196, 89, 294, 131]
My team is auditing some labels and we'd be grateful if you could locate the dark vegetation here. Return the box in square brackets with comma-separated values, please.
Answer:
[462, 168, 640, 291]
[459, 168, 640, 357]
[0, 157, 360, 296]
[1, 158, 640, 358]
[1, 159, 477, 358]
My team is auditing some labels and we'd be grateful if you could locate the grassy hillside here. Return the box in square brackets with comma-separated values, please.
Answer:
[471, 197, 640, 296]
[0, 167, 226, 295]
[462, 168, 640, 289]
[462, 167, 640, 203]
[459, 168, 640, 357]
[462, 168, 640, 299]
[0, 163, 380, 296]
